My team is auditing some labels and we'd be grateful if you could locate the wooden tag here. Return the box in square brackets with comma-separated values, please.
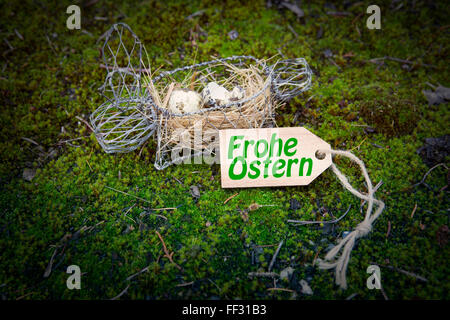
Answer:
[219, 127, 332, 188]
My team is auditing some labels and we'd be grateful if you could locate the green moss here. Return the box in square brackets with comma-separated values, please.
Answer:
[0, 0, 449, 300]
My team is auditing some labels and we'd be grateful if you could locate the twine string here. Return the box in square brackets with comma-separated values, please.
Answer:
[315, 149, 385, 289]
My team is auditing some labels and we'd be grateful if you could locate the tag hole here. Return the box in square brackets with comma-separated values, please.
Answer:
[315, 150, 326, 160]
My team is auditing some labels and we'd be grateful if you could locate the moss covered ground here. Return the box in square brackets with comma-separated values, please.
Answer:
[0, 0, 449, 300]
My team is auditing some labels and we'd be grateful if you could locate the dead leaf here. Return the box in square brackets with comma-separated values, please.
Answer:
[299, 279, 313, 295]
[436, 225, 449, 248]
[436, 85, 450, 100]
[422, 90, 445, 105]
[417, 135, 450, 167]
[423, 84, 450, 105]
[23, 168, 36, 182]
[342, 52, 355, 58]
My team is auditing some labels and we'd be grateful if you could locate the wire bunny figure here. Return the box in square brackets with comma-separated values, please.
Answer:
[90, 23, 313, 170]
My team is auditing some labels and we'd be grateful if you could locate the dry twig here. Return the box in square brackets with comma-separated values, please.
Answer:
[368, 56, 437, 69]
[75, 116, 94, 132]
[267, 287, 295, 293]
[110, 284, 130, 300]
[224, 192, 239, 204]
[288, 204, 352, 225]
[373, 262, 428, 282]
[126, 266, 149, 281]
[248, 272, 279, 278]
[268, 240, 284, 272]
[411, 163, 448, 189]
[410, 203, 418, 219]
[386, 221, 391, 238]
[105, 186, 177, 211]
[155, 231, 183, 271]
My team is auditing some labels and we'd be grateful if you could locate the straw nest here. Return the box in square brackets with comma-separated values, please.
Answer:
[143, 61, 280, 149]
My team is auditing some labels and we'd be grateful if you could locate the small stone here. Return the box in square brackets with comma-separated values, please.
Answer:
[228, 30, 239, 40]
[23, 168, 36, 182]
[323, 49, 333, 58]
[363, 126, 376, 134]
[123, 225, 135, 235]
[289, 198, 301, 210]
[189, 185, 201, 199]
[280, 267, 294, 281]
[299, 279, 313, 295]
[322, 223, 333, 235]
[254, 246, 264, 255]
[47, 148, 59, 160]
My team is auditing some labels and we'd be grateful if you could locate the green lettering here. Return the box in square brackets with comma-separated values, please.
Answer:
[255, 139, 269, 158]
[229, 156, 247, 180]
[263, 159, 272, 178]
[248, 160, 261, 179]
[244, 140, 254, 158]
[228, 136, 243, 159]
[299, 157, 313, 176]
[286, 158, 299, 177]
[272, 159, 286, 178]
[269, 133, 282, 158]
[284, 138, 298, 157]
